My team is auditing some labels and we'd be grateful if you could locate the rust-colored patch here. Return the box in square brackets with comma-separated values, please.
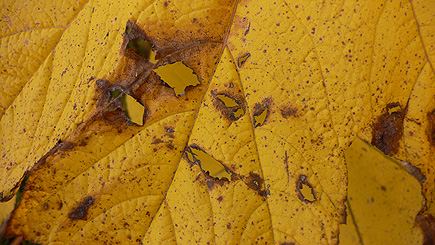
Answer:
[416, 213, 435, 245]
[68, 196, 95, 220]
[371, 102, 405, 156]
[244, 172, 268, 197]
[237, 53, 251, 68]
[280, 104, 298, 118]
[427, 109, 435, 147]
[212, 91, 245, 121]
[296, 175, 316, 203]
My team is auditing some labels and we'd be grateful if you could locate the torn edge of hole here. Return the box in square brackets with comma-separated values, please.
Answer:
[397, 159, 426, 183]
[185, 145, 232, 181]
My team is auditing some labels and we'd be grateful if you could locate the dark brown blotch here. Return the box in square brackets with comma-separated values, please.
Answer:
[68, 196, 95, 220]
[371, 102, 405, 156]
[245, 172, 268, 197]
[280, 104, 298, 118]
[427, 109, 435, 147]
[416, 213, 435, 245]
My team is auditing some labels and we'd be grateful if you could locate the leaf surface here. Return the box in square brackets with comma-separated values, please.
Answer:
[340, 138, 423, 244]
[0, 0, 88, 116]
[1, 0, 434, 244]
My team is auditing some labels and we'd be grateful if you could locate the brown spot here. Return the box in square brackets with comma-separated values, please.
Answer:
[59, 141, 76, 151]
[281, 243, 295, 245]
[280, 105, 298, 118]
[152, 138, 163, 144]
[371, 102, 405, 155]
[427, 109, 435, 147]
[212, 91, 245, 121]
[245, 172, 268, 197]
[217, 196, 223, 202]
[416, 213, 435, 245]
[237, 53, 251, 68]
[68, 196, 96, 220]
[166, 143, 174, 150]
[296, 175, 316, 203]
[58, 201, 63, 210]
[165, 126, 175, 133]
[227, 223, 231, 229]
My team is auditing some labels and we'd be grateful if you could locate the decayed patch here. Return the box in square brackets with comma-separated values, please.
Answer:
[416, 213, 435, 245]
[244, 172, 268, 197]
[68, 196, 96, 220]
[252, 97, 273, 127]
[212, 91, 245, 121]
[371, 102, 405, 155]
[296, 175, 316, 203]
[123, 20, 157, 62]
[95, 79, 146, 127]
[280, 104, 298, 118]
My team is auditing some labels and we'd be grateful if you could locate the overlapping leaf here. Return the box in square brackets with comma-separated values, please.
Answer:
[1, 0, 434, 244]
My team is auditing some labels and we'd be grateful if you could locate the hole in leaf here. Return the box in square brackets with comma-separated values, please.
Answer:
[254, 107, 268, 127]
[234, 108, 244, 118]
[125, 24, 131, 34]
[297, 175, 316, 202]
[110, 90, 122, 98]
[126, 38, 157, 63]
[124, 94, 145, 126]
[108, 89, 144, 126]
[217, 94, 239, 108]
[213, 93, 245, 121]
[186, 146, 231, 180]
[154, 61, 200, 96]
[237, 52, 251, 68]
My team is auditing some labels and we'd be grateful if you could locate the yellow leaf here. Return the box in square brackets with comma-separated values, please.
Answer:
[340, 138, 423, 244]
[0, 0, 434, 244]
[0, 0, 88, 116]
